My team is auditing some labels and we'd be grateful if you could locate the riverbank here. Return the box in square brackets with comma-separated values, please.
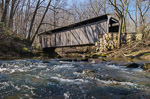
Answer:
[0, 22, 150, 69]
[50, 38, 150, 71]
[0, 23, 34, 58]
[53, 38, 150, 62]
[89, 38, 150, 71]
[93, 39, 150, 61]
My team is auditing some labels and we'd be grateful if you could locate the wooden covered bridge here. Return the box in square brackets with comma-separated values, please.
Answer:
[38, 14, 119, 52]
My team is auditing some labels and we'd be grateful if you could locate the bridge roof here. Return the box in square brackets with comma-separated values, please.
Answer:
[39, 14, 118, 35]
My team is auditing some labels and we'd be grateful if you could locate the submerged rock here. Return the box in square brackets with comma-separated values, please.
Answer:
[127, 63, 139, 68]
[82, 69, 97, 77]
[61, 58, 89, 62]
[43, 60, 50, 63]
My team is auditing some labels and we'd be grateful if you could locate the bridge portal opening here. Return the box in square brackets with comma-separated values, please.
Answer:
[42, 47, 56, 53]
[109, 18, 119, 33]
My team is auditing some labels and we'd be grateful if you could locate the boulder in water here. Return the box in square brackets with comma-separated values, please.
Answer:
[82, 69, 96, 75]
[127, 63, 139, 68]
[142, 63, 150, 70]
[43, 60, 50, 63]
[89, 59, 105, 63]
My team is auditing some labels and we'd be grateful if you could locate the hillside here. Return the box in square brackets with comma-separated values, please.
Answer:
[96, 38, 150, 61]
[0, 23, 31, 58]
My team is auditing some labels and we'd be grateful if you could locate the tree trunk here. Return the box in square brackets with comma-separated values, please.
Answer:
[9, 0, 17, 29]
[27, 0, 41, 42]
[118, 18, 123, 48]
[1, 0, 10, 24]
[0, 0, 4, 13]
[29, 0, 52, 46]
[135, 0, 138, 33]
[135, 24, 138, 33]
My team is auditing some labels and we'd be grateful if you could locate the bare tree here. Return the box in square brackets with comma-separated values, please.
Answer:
[30, 0, 52, 46]
[137, 0, 150, 36]
[1, 0, 10, 24]
[9, 0, 20, 29]
[127, 0, 138, 32]
[27, 0, 41, 42]
[0, 0, 4, 16]
[108, 0, 130, 48]
[89, 0, 107, 16]
[128, 0, 150, 37]
[50, 0, 67, 29]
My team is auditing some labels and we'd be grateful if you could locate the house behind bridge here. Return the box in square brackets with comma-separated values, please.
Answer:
[38, 14, 119, 52]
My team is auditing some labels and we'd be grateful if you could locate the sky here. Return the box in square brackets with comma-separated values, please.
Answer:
[68, 0, 86, 6]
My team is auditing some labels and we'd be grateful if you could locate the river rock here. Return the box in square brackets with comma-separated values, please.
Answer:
[127, 63, 139, 68]
[89, 59, 105, 63]
[82, 69, 96, 75]
[142, 63, 150, 70]
[43, 60, 50, 63]
[0, 62, 2, 67]
[107, 62, 129, 66]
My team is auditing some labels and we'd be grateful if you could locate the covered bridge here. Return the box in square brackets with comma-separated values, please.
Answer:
[38, 14, 119, 50]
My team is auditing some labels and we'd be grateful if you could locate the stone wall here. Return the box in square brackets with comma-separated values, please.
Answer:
[96, 33, 118, 52]
[96, 32, 143, 52]
[122, 33, 143, 44]
[55, 46, 96, 58]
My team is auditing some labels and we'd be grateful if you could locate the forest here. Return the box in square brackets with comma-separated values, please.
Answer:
[0, 0, 150, 47]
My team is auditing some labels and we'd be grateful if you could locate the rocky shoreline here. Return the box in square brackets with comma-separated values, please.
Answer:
[57, 58, 150, 72]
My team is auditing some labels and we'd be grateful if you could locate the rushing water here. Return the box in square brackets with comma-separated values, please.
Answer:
[0, 59, 150, 99]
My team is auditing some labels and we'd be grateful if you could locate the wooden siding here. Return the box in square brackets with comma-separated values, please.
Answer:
[40, 20, 108, 48]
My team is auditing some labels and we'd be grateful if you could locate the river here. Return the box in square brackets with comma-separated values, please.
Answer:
[0, 59, 150, 99]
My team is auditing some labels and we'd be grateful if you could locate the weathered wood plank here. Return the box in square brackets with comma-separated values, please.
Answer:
[39, 14, 119, 49]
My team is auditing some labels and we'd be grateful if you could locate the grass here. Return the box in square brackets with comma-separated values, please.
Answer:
[92, 53, 107, 58]
[143, 53, 150, 56]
